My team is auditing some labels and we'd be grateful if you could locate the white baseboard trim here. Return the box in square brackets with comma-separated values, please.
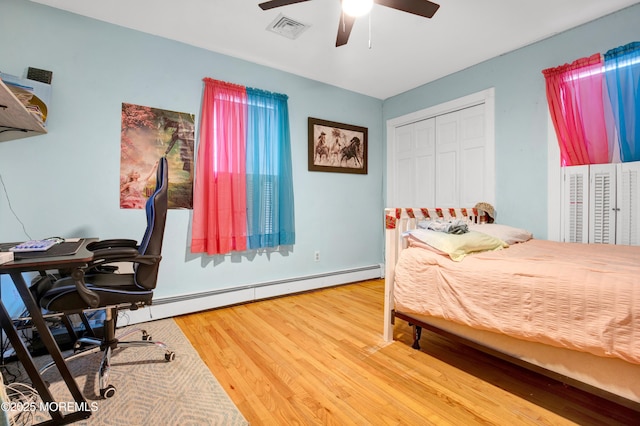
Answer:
[121, 265, 382, 325]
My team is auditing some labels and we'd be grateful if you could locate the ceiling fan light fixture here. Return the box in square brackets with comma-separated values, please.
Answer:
[342, 0, 373, 17]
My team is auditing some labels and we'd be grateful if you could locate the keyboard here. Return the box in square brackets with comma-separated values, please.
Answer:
[10, 239, 60, 252]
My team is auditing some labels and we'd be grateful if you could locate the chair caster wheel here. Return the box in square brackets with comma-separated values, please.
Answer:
[142, 331, 152, 341]
[165, 351, 176, 362]
[100, 384, 116, 399]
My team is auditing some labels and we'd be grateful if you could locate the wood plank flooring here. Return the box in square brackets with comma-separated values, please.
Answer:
[175, 279, 639, 425]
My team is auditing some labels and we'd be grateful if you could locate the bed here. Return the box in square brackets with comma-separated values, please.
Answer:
[383, 207, 640, 410]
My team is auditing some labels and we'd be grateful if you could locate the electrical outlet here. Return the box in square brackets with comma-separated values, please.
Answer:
[314, 251, 320, 262]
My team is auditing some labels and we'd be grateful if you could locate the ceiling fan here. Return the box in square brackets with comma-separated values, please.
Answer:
[258, 0, 440, 47]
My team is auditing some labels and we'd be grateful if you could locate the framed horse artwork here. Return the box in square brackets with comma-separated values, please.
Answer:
[307, 117, 368, 175]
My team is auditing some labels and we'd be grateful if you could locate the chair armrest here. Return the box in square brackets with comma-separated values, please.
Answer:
[87, 247, 141, 270]
[85, 240, 139, 274]
[87, 249, 161, 271]
[90, 247, 140, 260]
[87, 239, 138, 251]
[133, 254, 162, 265]
[70, 268, 100, 308]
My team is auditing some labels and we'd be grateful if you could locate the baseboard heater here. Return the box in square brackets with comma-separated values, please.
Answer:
[123, 264, 382, 325]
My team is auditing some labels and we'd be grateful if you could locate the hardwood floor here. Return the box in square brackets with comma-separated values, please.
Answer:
[175, 279, 639, 425]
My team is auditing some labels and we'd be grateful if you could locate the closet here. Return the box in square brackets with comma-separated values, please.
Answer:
[387, 89, 495, 208]
[561, 161, 640, 245]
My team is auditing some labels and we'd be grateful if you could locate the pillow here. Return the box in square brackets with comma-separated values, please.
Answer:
[468, 223, 533, 245]
[405, 229, 508, 261]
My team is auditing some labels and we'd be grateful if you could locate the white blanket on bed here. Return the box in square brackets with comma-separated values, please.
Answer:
[393, 238, 640, 364]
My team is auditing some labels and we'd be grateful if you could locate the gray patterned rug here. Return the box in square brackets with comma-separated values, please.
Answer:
[5, 318, 247, 425]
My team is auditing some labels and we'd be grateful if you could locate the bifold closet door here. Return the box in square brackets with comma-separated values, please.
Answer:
[589, 164, 617, 244]
[561, 165, 590, 243]
[561, 161, 640, 245]
[390, 102, 488, 208]
[616, 161, 640, 245]
[435, 104, 487, 207]
[393, 118, 436, 207]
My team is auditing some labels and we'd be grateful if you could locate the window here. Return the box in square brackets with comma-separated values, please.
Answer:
[545, 42, 640, 242]
[191, 79, 295, 255]
[542, 41, 640, 167]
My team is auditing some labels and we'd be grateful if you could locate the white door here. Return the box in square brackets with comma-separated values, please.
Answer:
[393, 106, 488, 208]
[434, 104, 487, 207]
[414, 119, 436, 206]
[562, 165, 589, 243]
[393, 118, 436, 207]
[616, 161, 640, 245]
[386, 88, 495, 209]
[435, 111, 459, 207]
[589, 164, 616, 244]
[459, 104, 487, 207]
[394, 123, 416, 208]
[561, 161, 640, 245]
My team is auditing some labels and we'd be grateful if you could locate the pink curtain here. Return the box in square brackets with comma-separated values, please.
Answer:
[543, 54, 611, 166]
[191, 78, 248, 254]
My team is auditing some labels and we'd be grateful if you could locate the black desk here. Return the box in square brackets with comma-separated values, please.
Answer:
[0, 238, 97, 425]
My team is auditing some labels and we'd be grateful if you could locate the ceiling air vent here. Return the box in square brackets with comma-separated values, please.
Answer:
[266, 14, 310, 40]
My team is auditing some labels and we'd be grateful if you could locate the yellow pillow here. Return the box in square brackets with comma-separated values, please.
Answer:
[406, 229, 508, 261]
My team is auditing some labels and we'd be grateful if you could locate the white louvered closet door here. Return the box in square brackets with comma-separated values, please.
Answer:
[562, 161, 640, 245]
[616, 161, 640, 245]
[562, 165, 589, 243]
[589, 164, 616, 244]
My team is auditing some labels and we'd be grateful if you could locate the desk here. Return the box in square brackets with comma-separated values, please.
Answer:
[0, 238, 97, 425]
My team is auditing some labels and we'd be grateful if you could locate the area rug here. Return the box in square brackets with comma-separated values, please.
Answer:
[6, 318, 248, 425]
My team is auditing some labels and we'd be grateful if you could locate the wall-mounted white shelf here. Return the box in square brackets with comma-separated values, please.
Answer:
[0, 79, 47, 142]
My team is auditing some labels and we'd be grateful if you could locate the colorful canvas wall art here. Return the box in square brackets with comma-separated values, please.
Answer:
[120, 103, 195, 209]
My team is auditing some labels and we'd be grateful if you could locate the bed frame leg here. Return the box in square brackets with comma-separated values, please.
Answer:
[411, 324, 422, 350]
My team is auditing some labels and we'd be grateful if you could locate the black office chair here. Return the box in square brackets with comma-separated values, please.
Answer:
[35, 156, 174, 398]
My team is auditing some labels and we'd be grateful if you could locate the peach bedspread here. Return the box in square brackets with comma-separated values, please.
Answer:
[394, 239, 640, 364]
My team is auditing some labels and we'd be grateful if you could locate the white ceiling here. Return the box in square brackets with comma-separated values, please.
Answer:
[30, 0, 638, 99]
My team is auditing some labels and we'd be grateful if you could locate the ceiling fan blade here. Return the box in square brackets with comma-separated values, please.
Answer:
[259, 0, 312, 11]
[375, 0, 440, 18]
[336, 13, 356, 47]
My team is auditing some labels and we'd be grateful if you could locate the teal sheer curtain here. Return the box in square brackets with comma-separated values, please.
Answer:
[245, 88, 295, 249]
[604, 42, 640, 162]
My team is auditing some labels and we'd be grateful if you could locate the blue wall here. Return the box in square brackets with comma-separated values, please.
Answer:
[383, 4, 640, 239]
[0, 0, 384, 300]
